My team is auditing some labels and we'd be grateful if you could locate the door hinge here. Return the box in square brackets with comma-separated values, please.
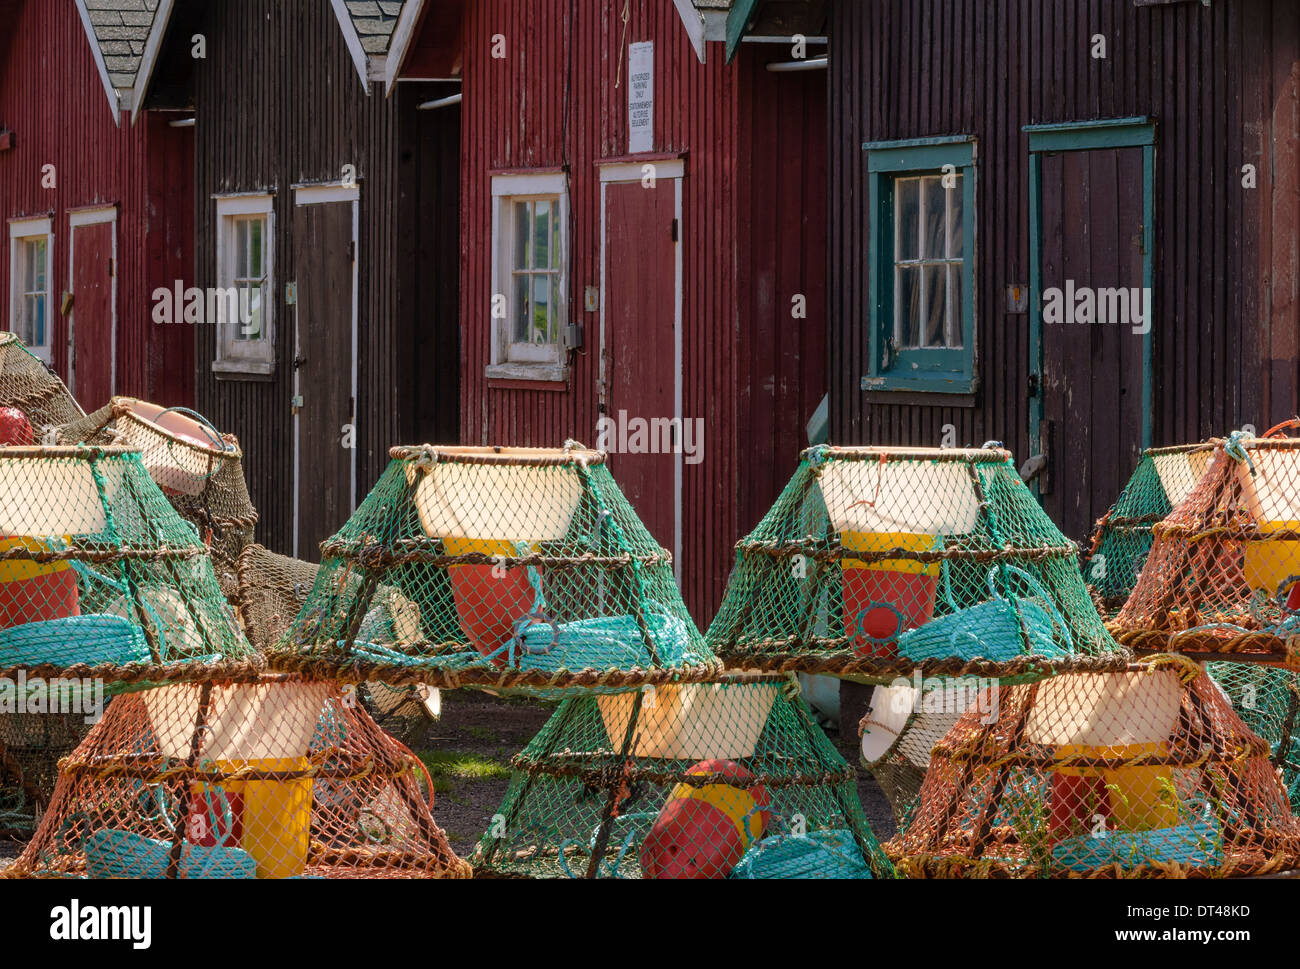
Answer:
[108, 257, 115, 278]
[670, 219, 678, 243]
[1027, 372, 1040, 398]
[347, 239, 356, 262]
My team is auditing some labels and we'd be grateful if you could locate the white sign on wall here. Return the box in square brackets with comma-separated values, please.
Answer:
[628, 41, 654, 154]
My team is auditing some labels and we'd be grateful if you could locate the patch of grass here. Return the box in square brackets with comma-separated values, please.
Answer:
[418, 751, 512, 795]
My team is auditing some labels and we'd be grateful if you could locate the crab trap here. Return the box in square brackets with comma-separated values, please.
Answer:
[0, 332, 84, 443]
[59, 398, 258, 597]
[273, 445, 720, 693]
[471, 674, 891, 879]
[5, 675, 469, 879]
[1111, 430, 1300, 664]
[707, 445, 1129, 685]
[886, 658, 1300, 878]
[1084, 443, 1214, 617]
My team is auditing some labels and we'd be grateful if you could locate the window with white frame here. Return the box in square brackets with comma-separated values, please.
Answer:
[488, 172, 569, 380]
[8, 218, 53, 363]
[214, 194, 274, 376]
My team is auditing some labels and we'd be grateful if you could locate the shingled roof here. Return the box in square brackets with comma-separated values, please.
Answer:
[74, 0, 175, 122]
[330, 0, 426, 94]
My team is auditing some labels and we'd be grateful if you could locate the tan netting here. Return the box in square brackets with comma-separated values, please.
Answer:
[58, 398, 258, 596]
[887, 657, 1300, 878]
[1084, 443, 1214, 618]
[275, 444, 721, 692]
[707, 445, 1130, 684]
[6, 676, 471, 879]
[1112, 430, 1300, 662]
[233, 544, 439, 746]
[472, 674, 894, 879]
[0, 332, 84, 441]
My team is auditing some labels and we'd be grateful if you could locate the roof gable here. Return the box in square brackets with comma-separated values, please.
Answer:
[74, 0, 175, 123]
[330, 0, 419, 93]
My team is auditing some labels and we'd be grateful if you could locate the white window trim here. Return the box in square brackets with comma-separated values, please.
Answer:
[8, 216, 55, 364]
[488, 172, 570, 382]
[213, 193, 275, 378]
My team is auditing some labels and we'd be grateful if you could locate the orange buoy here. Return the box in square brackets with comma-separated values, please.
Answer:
[640, 759, 770, 879]
[0, 407, 35, 446]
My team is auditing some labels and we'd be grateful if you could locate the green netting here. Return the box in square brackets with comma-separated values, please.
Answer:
[1208, 662, 1300, 813]
[471, 675, 893, 879]
[888, 658, 1300, 878]
[1083, 444, 1213, 617]
[59, 398, 258, 598]
[0, 332, 84, 441]
[0, 447, 256, 682]
[708, 445, 1128, 685]
[274, 445, 720, 692]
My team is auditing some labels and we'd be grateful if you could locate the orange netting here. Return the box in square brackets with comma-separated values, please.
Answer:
[6, 676, 470, 879]
[886, 658, 1300, 877]
[1112, 430, 1300, 662]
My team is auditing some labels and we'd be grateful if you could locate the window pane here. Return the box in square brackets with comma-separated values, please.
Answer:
[236, 220, 249, 278]
[534, 200, 551, 270]
[947, 264, 963, 349]
[514, 202, 530, 271]
[895, 178, 919, 262]
[922, 264, 946, 348]
[896, 266, 921, 348]
[32, 293, 45, 346]
[921, 176, 945, 259]
[531, 274, 552, 343]
[512, 274, 531, 343]
[249, 218, 264, 277]
[946, 175, 964, 260]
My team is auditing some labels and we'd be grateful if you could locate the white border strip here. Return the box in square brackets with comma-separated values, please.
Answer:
[73, 0, 122, 125]
[129, 0, 175, 123]
[329, 0, 372, 94]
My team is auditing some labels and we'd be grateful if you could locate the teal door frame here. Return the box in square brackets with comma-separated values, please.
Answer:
[1024, 116, 1156, 491]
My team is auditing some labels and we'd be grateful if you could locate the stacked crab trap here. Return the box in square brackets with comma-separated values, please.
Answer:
[1104, 428, 1300, 816]
[272, 445, 720, 691]
[59, 397, 258, 597]
[471, 673, 893, 879]
[886, 657, 1300, 878]
[0, 332, 84, 442]
[706, 445, 1131, 827]
[1084, 442, 1213, 618]
[0, 445, 256, 840]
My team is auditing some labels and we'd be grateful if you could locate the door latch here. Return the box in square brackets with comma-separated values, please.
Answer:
[291, 394, 304, 415]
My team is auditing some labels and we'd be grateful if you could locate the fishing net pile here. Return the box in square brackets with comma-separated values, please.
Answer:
[1084, 444, 1212, 617]
[472, 674, 893, 879]
[708, 445, 1128, 684]
[886, 658, 1300, 878]
[58, 399, 257, 596]
[1112, 432, 1300, 662]
[0, 332, 83, 441]
[6, 676, 470, 879]
[0, 712, 89, 835]
[274, 445, 720, 692]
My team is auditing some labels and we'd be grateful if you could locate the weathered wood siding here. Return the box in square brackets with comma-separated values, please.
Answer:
[458, 0, 826, 621]
[189, 0, 460, 558]
[829, 0, 1300, 499]
[0, 0, 193, 406]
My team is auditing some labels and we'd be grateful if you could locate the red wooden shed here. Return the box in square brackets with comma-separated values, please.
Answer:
[402, 0, 828, 622]
[0, 0, 194, 410]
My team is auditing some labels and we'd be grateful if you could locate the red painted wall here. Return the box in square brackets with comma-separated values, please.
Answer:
[454, 0, 827, 623]
[0, 0, 193, 408]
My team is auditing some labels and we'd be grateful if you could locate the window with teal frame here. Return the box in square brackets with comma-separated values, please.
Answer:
[862, 136, 977, 394]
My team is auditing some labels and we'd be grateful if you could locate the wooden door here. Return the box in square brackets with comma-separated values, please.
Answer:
[604, 178, 677, 553]
[293, 199, 354, 561]
[1039, 146, 1147, 541]
[70, 218, 115, 405]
